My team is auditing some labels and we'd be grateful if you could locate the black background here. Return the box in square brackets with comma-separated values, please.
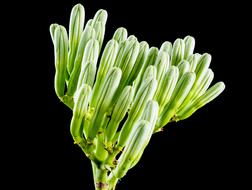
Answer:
[5, 0, 248, 189]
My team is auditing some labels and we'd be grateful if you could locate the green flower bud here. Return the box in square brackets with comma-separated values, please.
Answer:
[67, 38, 98, 96]
[184, 36, 195, 60]
[141, 100, 159, 126]
[70, 84, 91, 143]
[171, 39, 185, 66]
[93, 21, 105, 51]
[124, 41, 149, 85]
[117, 76, 157, 147]
[177, 60, 190, 79]
[142, 65, 157, 81]
[177, 69, 214, 117]
[176, 82, 225, 120]
[66, 26, 96, 96]
[160, 41, 172, 56]
[68, 4, 85, 75]
[154, 66, 179, 112]
[187, 53, 201, 72]
[113, 27, 128, 43]
[77, 61, 96, 90]
[156, 72, 196, 129]
[91, 40, 119, 108]
[133, 47, 158, 91]
[88, 67, 122, 140]
[115, 120, 153, 178]
[105, 86, 134, 144]
[191, 68, 214, 101]
[49, 23, 59, 43]
[118, 38, 140, 86]
[178, 53, 211, 111]
[154, 51, 170, 84]
[53, 25, 68, 98]
[92, 9, 108, 26]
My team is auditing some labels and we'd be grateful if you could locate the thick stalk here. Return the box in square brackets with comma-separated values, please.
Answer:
[108, 174, 118, 190]
[94, 165, 108, 190]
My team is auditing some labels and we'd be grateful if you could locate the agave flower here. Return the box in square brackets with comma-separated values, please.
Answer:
[50, 3, 225, 190]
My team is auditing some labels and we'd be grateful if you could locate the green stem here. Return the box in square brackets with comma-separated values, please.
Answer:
[108, 174, 118, 190]
[94, 165, 108, 190]
[92, 161, 97, 188]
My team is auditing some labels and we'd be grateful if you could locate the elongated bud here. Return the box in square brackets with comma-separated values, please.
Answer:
[154, 66, 179, 111]
[77, 61, 96, 90]
[49, 23, 59, 43]
[142, 65, 157, 81]
[115, 120, 153, 178]
[68, 4, 85, 75]
[187, 53, 201, 72]
[81, 39, 99, 65]
[105, 86, 134, 144]
[154, 51, 170, 83]
[91, 40, 119, 108]
[70, 84, 91, 143]
[177, 69, 214, 117]
[184, 36, 195, 59]
[177, 60, 190, 79]
[93, 9, 108, 26]
[191, 69, 214, 101]
[95, 39, 119, 85]
[156, 72, 196, 129]
[93, 21, 105, 51]
[171, 39, 185, 66]
[195, 53, 211, 81]
[117, 76, 157, 147]
[85, 19, 93, 27]
[177, 82, 225, 120]
[160, 41, 172, 56]
[88, 68, 122, 140]
[141, 100, 159, 126]
[133, 47, 158, 92]
[86, 9, 107, 50]
[125, 41, 149, 85]
[114, 41, 126, 67]
[178, 53, 211, 111]
[145, 47, 159, 66]
[67, 38, 98, 96]
[118, 38, 140, 86]
[66, 27, 96, 93]
[115, 37, 139, 69]
[54, 25, 68, 98]
[113, 27, 128, 43]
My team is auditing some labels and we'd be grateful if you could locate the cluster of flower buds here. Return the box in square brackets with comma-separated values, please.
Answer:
[50, 4, 225, 190]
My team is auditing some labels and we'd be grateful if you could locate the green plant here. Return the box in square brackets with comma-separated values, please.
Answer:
[50, 3, 225, 190]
